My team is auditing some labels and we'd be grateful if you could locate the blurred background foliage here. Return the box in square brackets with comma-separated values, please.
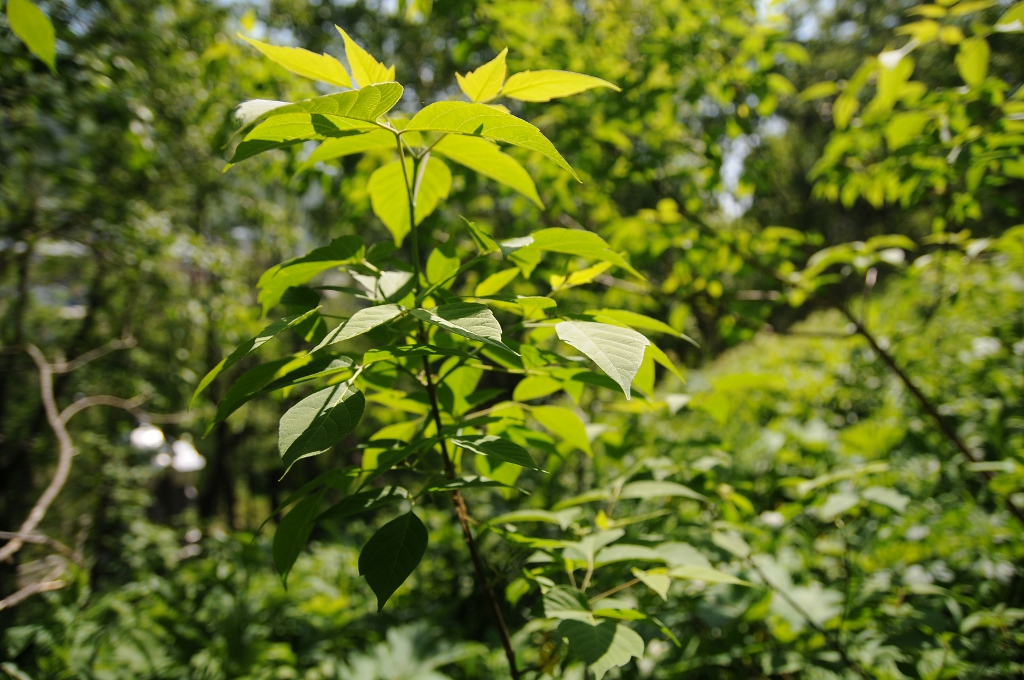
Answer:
[1, 0, 1023, 677]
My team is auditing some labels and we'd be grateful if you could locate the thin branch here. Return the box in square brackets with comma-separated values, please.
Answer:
[0, 560, 68, 612]
[59, 394, 185, 425]
[0, 346, 76, 563]
[0, 531, 82, 566]
[748, 560, 871, 680]
[588, 577, 641, 604]
[52, 336, 136, 373]
[840, 307, 1024, 527]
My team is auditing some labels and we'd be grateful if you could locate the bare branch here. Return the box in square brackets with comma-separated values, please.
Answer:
[52, 336, 136, 374]
[0, 531, 82, 566]
[0, 346, 75, 563]
[0, 560, 68, 612]
[59, 394, 187, 425]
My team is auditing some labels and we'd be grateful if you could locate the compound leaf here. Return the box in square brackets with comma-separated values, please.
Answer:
[406, 101, 578, 179]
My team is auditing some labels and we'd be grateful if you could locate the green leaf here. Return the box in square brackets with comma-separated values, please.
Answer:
[512, 375, 562, 402]
[520, 228, 642, 279]
[358, 511, 428, 611]
[406, 102, 578, 180]
[619, 480, 706, 501]
[861, 486, 910, 513]
[667, 565, 752, 586]
[368, 157, 452, 246]
[488, 508, 581, 530]
[240, 35, 352, 88]
[531, 405, 592, 456]
[451, 435, 542, 470]
[296, 129, 394, 173]
[238, 83, 403, 129]
[411, 302, 514, 353]
[7, 0, 56, 73]
[363, 345, 475, 365]
[884, 112, 930, 150]
[336, 26, 395, 87]
[313, 304, 404, 351]
[456, 48, 508, 102]
[273, 490, 324, 586]
[557, 620, 644, 680]
[433, 135, 543, 208]
[426, 247, 461, 285]
[555, 321, 650, 399]
[647, 342, 686, 383]
[278, 383, 366, 473]
[798, 81, 839, 102]
[464, 218, 500, 254]
[257, 236, 364, 315]
[190, 309, 319, 408]
[711, 529, 750, 559]
[501, 70, 620, 102]
[544, 586, 593, 621]
[632, 568, 671, 600]
[474, 268, 520, 296]
[590, 309, 680, 337]
[317, 485, 409, 522]
[594, 544, 663, 566]
[956, 37, 989, 86]
[207, 356, 355, 434]
[227, 85, 402, 166]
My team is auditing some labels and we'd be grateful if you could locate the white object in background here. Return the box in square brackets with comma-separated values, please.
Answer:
[171, 439, 206, 473]
[152, 452, 172, 468]
[130, 424, 165, 450]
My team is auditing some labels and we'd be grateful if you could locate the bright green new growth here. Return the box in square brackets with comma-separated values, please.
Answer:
[195, 28, 694, 679]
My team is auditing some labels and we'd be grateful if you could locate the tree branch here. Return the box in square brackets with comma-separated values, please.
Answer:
[0, 559, 69, 612]
[0, 346, 76, 563]
[840, 307, 1024, 527]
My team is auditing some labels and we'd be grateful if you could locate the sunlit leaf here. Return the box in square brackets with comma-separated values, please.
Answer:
[955, 37, 989, 86]
[619, 480, 706, 501]
[555, 321, 649, 399]
[278, 383, 365, 472]
[257, 236, 364, 314]
[336, 25, 395, 86]
[296, 129, 394, 173]
[411, 303, 513, 352]
[7, 0, 56, 72]
[451, 435, 542, 470]
[240, 35, 352, 88]
[501, 70, 620, 102]
[368, 157, 452, 246]
[313, 304, 404, 351]
[557, 619, 644, 680]
[433, 135, 543, 207]
[190, 309, 319, 408]
[406, 101, 578, 179]
[531, 405, 592, 456]
[456, 48, 508, 102]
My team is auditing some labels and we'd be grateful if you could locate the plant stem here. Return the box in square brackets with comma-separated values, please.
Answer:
[421, 352, 521, 679]
[396, 134, 422, 282]
[401, 128, 520, 674]
[748, 560, 870, 680]
[840, 307, 1024, 527]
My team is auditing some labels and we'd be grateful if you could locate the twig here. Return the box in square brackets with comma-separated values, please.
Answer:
[748, 560, 871, 680]
[0, 346, 76, 563]
[0, 531, 82, 566]
[51, 336, 136, 373]
[840, 307, 1024, 527]
[0, 559, 69, 612]
[59, 394, 184, 425]
[588, 577, 641, 604]
[421, 351, 521, 679]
